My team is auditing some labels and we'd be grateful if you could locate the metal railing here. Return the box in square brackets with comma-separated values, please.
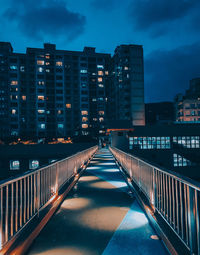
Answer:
[0, 145, 97, 251]
[110, 146, 200, 255]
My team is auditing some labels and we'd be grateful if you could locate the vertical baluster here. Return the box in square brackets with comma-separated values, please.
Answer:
[30, 175, 33, 217]
[184, 184, 189, 245]
[34, 174, 37, 214]
[179, 182, 184, 239]
[165, 175, 169, 220]
[5, 185, 8, 243]
[11, 183, 14, 237]
[20, 179, 22, 227]
[27, 176, 30, 220]
[175, 179, 180, 234]
[15, 181, 18, 233]
[0, 187, 3, 248]
[24, 177, 26, 224]
[172, 178, 175, 229]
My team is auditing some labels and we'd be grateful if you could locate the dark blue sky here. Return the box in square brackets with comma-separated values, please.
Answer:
[1, 0, 200, 102]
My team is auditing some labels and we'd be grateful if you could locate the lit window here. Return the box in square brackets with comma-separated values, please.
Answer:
[82, 124, 88, 129]
[98, 77, 103, 82]
[81, 111, 88, 115]
[29, 160, 39, 170]
[105, 71, 109, 75]
[99, 111, 104, 115]
[38, 109, 45, 114]
[10, 160, 20, 170]
[58, 123, 64, 129]
[98, 84, 104, 88]
[22, 95, 26, 101]
[93, 118, 97, 121]
[38, 81, 45, 85]
[46, 62, 50, 65]
[92, 98, 97, 101]
[38, 67, 43, 72]
[46, 69, 50, 73]
[38, 95, 44, 100]
[80, 69, 87, 73]
[37, 60, 44, 65]
[39, 123, 45, 129]
[45, 54, 50, 59]
[82, 117, 88, 122]
[11, 109, 16, 114]
[66, 104, 71, 109]
[56, 61, 63, 66]
[11, 81, 18, 85]
[98, 71, 103, 76]
[57, 110, 62, 114]
[20, 66, 25, 72]
[99, 117, 104, 122]
[97, 64, 104, 69]
[10, 65, 17, 70]
[124, 66, 129, 70]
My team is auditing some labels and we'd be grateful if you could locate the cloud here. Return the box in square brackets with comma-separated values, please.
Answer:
[4, 0, 86, 41]
[145, 42, 200, 102]
[90, 0, 117, 11]
[129, 0, 200, 37]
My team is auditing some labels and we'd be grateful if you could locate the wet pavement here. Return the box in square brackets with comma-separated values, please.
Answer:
[27, 149, 168, 255]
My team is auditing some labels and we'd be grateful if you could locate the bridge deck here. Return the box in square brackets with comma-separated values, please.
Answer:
[27, 149, 168, 255]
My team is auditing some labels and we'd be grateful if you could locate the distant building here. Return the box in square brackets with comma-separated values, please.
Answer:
[108, 45, 145, 126]
[145, 102, 174, 125]
[0, 42, 145, 141]
[175, 78, 200, 123]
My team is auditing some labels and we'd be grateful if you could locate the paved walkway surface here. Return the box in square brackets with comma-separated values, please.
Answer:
[27, 149, 168, 255]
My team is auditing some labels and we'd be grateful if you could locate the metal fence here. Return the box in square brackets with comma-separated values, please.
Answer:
[0, 145, 97, 251]
[110, 146, 200, 255]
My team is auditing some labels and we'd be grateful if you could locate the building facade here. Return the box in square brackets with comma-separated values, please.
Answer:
[0, 42, 145, 141]
[175, 78, 200, 123]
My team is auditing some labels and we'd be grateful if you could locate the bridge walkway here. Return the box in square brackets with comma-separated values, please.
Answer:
[27, 149, 168, 255]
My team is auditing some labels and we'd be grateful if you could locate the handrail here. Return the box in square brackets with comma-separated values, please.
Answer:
[110, 146, 200, 255]
[0, 145, 98, 251]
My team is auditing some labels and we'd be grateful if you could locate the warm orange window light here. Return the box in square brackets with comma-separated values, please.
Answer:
[11, 109, 16, 114]
[37, 60, 44, 65]
[22, 95, 26, 100]
[105, 71, 109, 75]
[56, 61, 63, 66]
[81, 111, 88, 115]
[99, 111, 104, 115]
[11, 80, 18, 85]
[98, 71, 104, 76]
[82, 124, 88, 128]
[38, 95, 44, 100]
[66, 104, 71, 109]
[98, 77, 103, 82]
[82, 117, 88, 122]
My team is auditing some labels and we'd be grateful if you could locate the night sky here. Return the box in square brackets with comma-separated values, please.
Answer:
[0, 0, 200, 103]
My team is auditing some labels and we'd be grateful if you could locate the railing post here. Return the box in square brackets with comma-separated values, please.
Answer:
[55, 163, 59, 195]
[37, 171, 41, 217]
[151, 168, 156, 211]
[187, 186, 198, 254]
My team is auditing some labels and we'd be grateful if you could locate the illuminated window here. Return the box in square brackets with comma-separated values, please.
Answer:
[46, 62, 50, 65]
[29, 160, 39, 169]
[80, 69, 87, 73]
[97, 64, 104, 69]
[92, 98, 97, 101]
[99, 117, 104, 122]
[10, 160, 20, 170]
[37, 60, 44, 65]
[105, 71, 109, 75]
[11, 81, 18, 85]
[58, 123, 64, 129]
[98, 71, 103, 76]
[22, 95, 26, 101]
[81, 111, 88, 115]
[99, 111, 104, 115]
[39, 123, 45, 129]
[38, 81, 45, 85]
[57, 110, 62, 114]
[98, 84, 104, 88]
[38, 67, 44, 72]
[82, 124, 88, 129]
[66, 104, 71, 109]
[98, 77, 103, 82]
[124, 66, 129, 70]
[93, 118, 97, 121]
[10, 65, 17, 70]
[11, 109, 16, 114]
[38, 96, 44, 100]
[56, 61, 63, 66]
[45, 54, 50, 59]
[82, 117, 88, 122]
[46, 69, 50, 73]
[20, 66, 25, 72]
[38, 109, 45, 114]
